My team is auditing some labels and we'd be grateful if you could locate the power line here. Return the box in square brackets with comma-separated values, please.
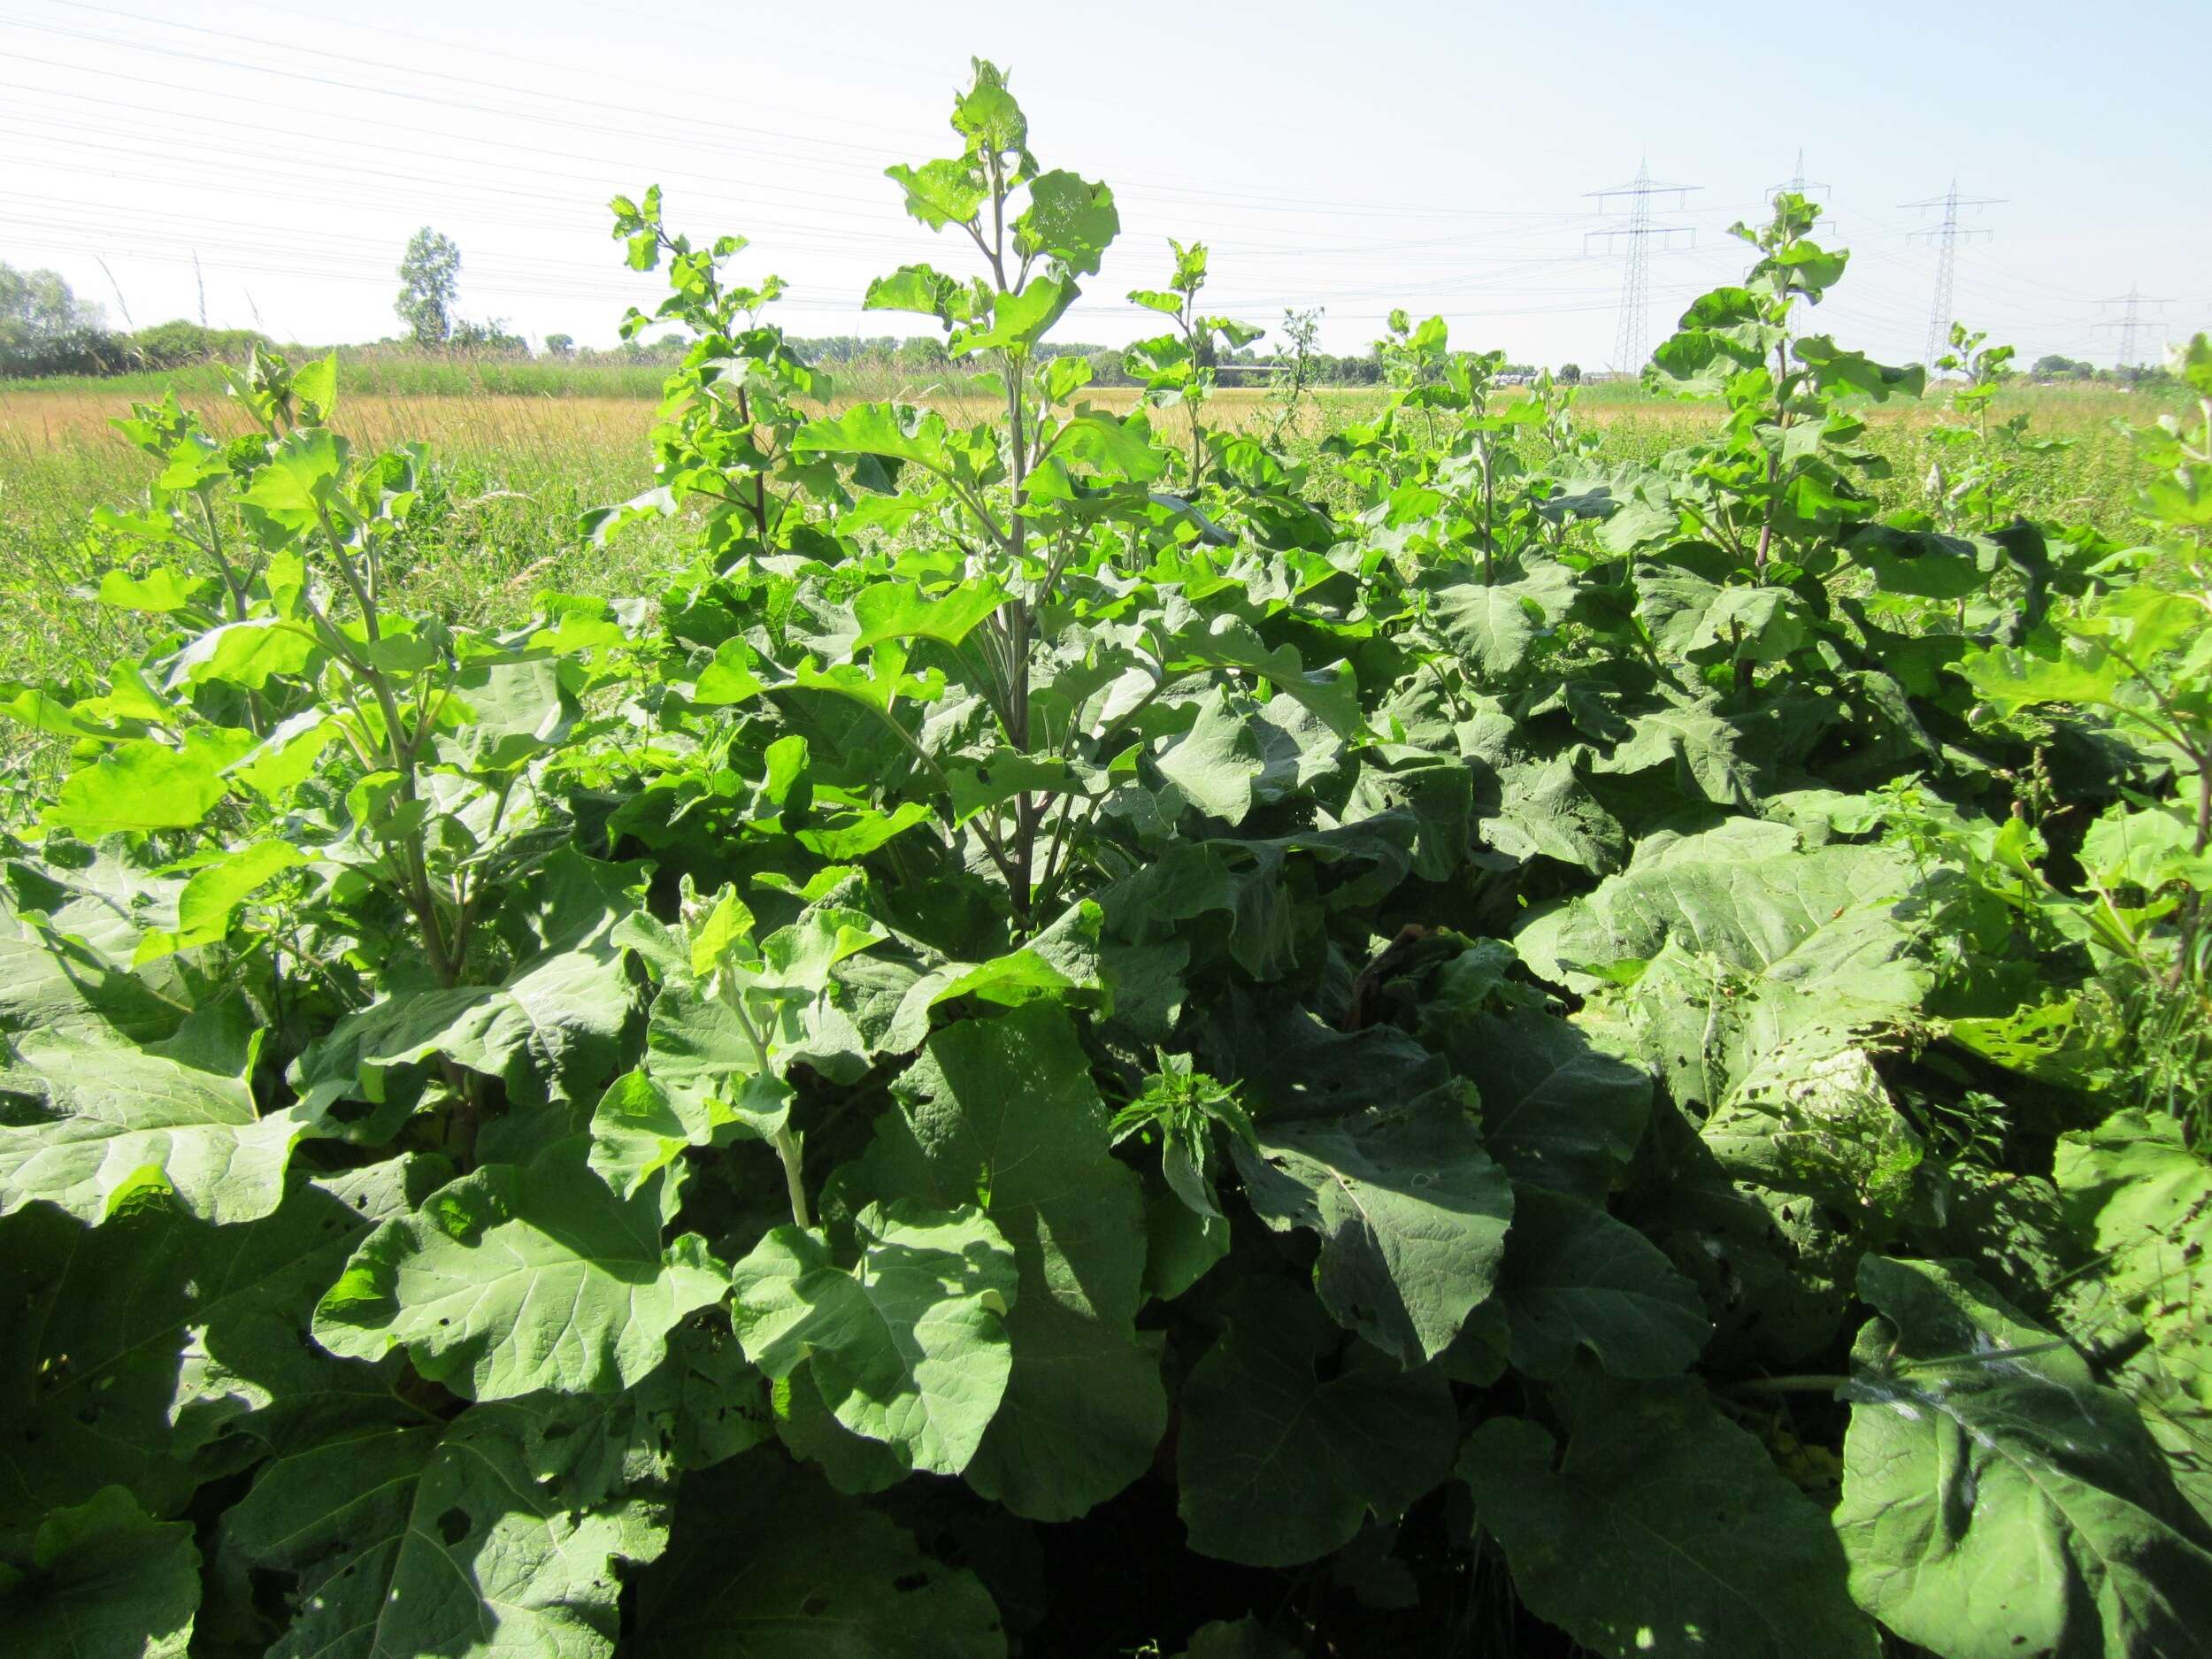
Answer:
[1585, 162, 1701, 373]
[1901, 180, 2002, 371]
[0, 16, 1582, 226]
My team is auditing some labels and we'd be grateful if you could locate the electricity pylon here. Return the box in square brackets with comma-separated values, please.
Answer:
[1586, 162, 1701, 375]
[1901, 180, 2002, 372]
[2094, 285, 2170, 370]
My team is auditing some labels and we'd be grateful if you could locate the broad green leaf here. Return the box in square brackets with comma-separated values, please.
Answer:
[1158, 687, 1265, 825]
[1426, 559, 1576, 680]
[43, 728, 253, 838]
[1498, 1185, 1709, 1379]
[1962, 635, 2127, 714]
[0, 1157, 436, 1533]
[1232, 1084, 1512, 1364]
[443, 657, 577, 773]
[2, 1486, 199, 1659]
[97, 567, 204, 613]
[729, 1200, 1016, 1477]
[222, 1399, 665, 1659]
[942, 749, 1079, 826]
[792, 403, 954, 472]
[2080, 802, 2212, 892]
[878, 901, 1105, 1053]
[1016, 169, 1118, 276]
[1517, 827, 1918, 995]
[292, 349, 338, 421]
[885, 157, 987, 230]
[167, 618, 317, 690]
[953, 274, 1077, 356]
[312, 1137, 726, 1400]
[1795, 335, 1923, 402]
[1582, 697, 1755, 808]
[850, 577, 1010, 653]
[627, 1455, 1007, 1658]
[692, 639, 766, 705]
[864, 261, 967, 322]
[1428, 1007, 1651, 1198]
[0, 997, 303, 1226]
[133, 840, 307, 964]
[293, 851, 642, 1113]
[1177, 1276, 1455, 1567]
[241, 427, 345, 534]
[1463, 1373, 1878, 1659]
[852, 1003, 1164, 1519]
[1835, 1256, 2212, 1659]
[1045, 408, 1168, 483]
[226, 709, 341, 800]
[588, 1064, 781, 1202]
[1161, 615, 1364, 740]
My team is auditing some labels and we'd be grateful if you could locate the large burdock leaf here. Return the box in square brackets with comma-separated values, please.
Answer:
[312, 1137, 725, 1400]
[1, 1486, 200, 1659]
[1517, 821, 1918, 997]
[0, 995, 307, 1226]
[1499, 1186, 1709, 1379]
[850, 577, 1011, 653]
[1158, 686, 1267, 825]
[792, 402, 957, 473]
[1425, 557, 1575, 680]
[1582, 695, 1756, 809]
[1517, 827, 1931, 1205]
[1177, 1277, 1455, 1567]
[1431, 1006, 1650, 1199]
[1463, 1374, 1878, 1659]
[292, 851, 644, 1114]
[730, 1200, 1016, 1478]
[1835, 1256, 2212, 1659]
[0, 1157, 438, 1532]
[627, 1455, 1006, 1658]
[1232, 1083, 1511, 1364]
[42, 728, 253, 838]
[221, 1401, 665, 1659]
[849, 1003, 1164, 1519]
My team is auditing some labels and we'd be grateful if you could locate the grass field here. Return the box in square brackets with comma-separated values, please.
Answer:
[0, 361, 2175, 704]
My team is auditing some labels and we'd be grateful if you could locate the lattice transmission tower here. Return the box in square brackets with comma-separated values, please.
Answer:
[1586, 162, 1700, 375]
[1901, 180, 2002, 371]
[1769, 150, 1833, 230]
[1770, 150, 1828, 199]
[2095, 285, 2170, 369]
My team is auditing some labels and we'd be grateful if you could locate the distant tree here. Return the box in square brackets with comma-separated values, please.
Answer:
[0, 261, 121, 375]
[448, 316, 526, 355]
[896, 334, 949, 371]
[2031, 353, 2092, 380]
[544, 333, 576, 357]
[1087, 348, 1129, 387]
[395, 227, 462, 347]
[128, 319, 269, 370]
[1558, 362, 1583, 384]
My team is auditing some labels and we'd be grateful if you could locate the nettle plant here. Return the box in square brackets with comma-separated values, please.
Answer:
[3, 62, 2211, 1659]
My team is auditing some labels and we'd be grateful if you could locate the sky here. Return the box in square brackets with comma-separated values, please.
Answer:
[4, 0, 2209, 372]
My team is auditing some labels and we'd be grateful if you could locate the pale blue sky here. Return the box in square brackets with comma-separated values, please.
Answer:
[4, 0, 2207, 368]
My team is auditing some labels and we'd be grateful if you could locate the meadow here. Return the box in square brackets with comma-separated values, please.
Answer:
[0, 363, 2167, 703]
